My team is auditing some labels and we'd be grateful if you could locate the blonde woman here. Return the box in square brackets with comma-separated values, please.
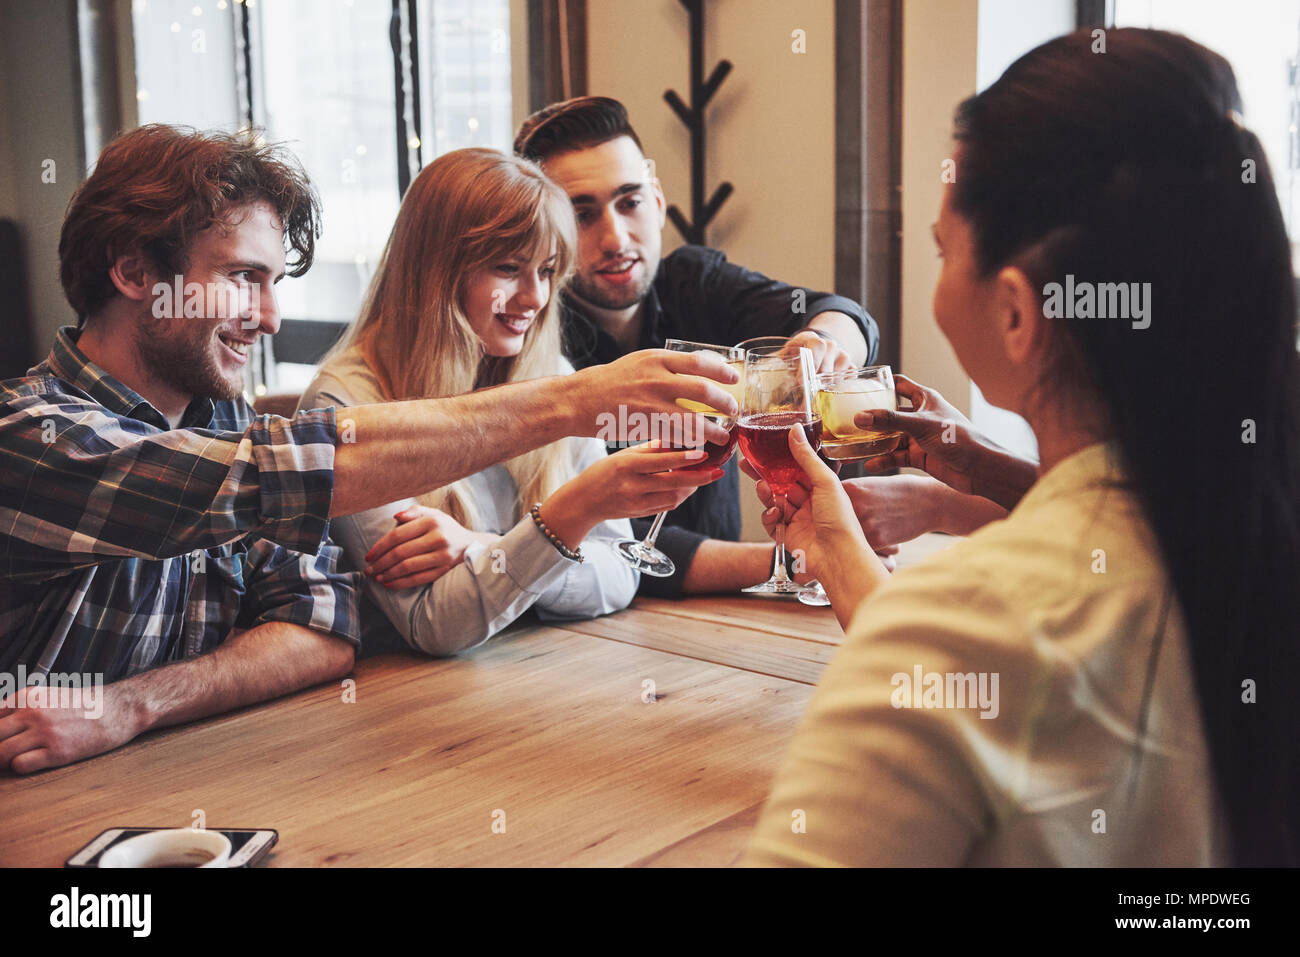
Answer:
[301, 149, 722, 656]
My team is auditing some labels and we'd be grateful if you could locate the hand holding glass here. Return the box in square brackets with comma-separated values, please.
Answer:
[611, 340, 744, 577]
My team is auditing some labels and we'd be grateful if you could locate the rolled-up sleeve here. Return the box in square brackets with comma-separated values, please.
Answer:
[0, 387, 339, 582]
[238, 535, 361, 647]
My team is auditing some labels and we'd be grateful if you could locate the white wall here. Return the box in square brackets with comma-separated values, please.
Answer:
[899, 0, 979, 415]
[968, 0, 1074, 459]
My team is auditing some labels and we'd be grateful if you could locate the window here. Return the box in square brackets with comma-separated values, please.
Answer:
[131, 0, 512, 395]
[1113, 1, 1300, 262]
[967, 0, 1077, 463]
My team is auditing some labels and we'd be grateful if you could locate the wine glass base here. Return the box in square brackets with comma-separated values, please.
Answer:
[742, 579, 812, 596]
[797, 581, 832, 606]
[612, 539, 676, 578]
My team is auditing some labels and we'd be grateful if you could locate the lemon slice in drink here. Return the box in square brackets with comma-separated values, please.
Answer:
[819, 379, 893, 436]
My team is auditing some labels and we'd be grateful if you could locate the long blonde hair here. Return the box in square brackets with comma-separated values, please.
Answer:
[330, 148, 580, 528]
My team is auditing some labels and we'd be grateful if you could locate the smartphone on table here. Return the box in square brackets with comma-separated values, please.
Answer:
[64, 827, 278, 868]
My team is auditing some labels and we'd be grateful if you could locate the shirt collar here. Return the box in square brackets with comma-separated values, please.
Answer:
[559, 277, 666, 362]
[43, 325, 217, 429]
[1011, 440, 1128, 516]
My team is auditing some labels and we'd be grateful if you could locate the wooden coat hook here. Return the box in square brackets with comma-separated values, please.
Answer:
[663, 0, 734, 246]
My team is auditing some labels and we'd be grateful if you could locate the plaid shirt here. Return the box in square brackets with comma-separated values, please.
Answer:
[0, 327, 359, 683]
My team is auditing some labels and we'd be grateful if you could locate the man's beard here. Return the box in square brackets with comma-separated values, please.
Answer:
[568, 266, 654, 312]
[135, 314, 244, 404]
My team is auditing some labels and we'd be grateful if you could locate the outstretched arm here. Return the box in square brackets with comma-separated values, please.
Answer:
[328, 349, 738, 516]
[1, 349, 738, 583]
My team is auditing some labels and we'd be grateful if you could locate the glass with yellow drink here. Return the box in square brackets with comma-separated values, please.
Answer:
[611, 339, 743, 577]
[816, 365, 904, 462]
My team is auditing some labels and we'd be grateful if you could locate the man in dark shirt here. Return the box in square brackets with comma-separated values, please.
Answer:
[0, 124, 738, 773]
[516, 96, 880, 595]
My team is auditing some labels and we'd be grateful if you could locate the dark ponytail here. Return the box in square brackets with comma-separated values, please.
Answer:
[952, 28, 1299, 866]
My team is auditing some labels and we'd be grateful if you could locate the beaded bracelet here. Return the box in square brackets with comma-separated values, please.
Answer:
[529, 503, 585, 563]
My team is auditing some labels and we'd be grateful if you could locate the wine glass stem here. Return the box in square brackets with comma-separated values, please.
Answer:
[771, 493, 791, 582]
[641, 510, 669, 551]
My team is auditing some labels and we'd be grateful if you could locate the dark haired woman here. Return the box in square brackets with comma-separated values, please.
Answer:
[743, 28, 1299, 866]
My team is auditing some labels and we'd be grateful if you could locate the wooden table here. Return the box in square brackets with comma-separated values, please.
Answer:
[0, 536, 954, 868]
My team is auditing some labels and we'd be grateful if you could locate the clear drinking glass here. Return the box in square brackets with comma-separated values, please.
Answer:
[797, 367, 902, 605]
[611, 339, 744, 577]
[815, 365, 904, 462]
[735, 335, 796, 356]
[737, 337, 824, 601]
[736, 345, 823, 596]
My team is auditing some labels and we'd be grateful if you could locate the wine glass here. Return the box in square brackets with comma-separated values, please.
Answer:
[737, 336, 825, 598]
[737, 338, 796, 590]
[611, 339, 745, 577]
[735, 335, 796, 356]
[736, 337, 833, 603]
[736, 345, 822, 596]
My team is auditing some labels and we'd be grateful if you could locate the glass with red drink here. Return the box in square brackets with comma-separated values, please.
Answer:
[737, 345, 823, 597]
